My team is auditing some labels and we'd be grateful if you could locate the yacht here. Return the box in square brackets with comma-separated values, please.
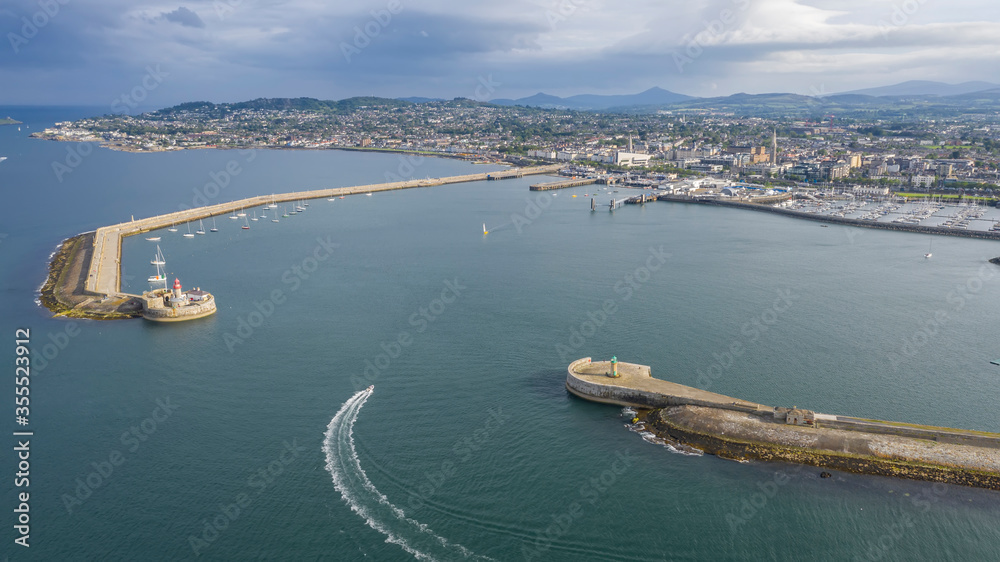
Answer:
[196, 219, 206, 235]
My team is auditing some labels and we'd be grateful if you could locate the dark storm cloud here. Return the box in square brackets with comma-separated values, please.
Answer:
[1, 0, 998, 104]
[161, 7, 206, 29]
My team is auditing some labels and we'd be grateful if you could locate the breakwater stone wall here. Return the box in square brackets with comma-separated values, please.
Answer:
[566, 358, 1000, 488]
[659, 196, 1000, 241]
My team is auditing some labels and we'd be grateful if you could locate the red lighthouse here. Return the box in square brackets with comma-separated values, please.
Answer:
[173, 278, 182, 299]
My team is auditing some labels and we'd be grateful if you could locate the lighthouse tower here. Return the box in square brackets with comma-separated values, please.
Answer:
[173, 278, 183, 299]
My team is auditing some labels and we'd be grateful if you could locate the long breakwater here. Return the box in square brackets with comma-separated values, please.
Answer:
[44, 165, 560, 319]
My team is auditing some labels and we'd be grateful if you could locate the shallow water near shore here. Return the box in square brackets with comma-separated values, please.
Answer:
[5, 107, 1000, 560]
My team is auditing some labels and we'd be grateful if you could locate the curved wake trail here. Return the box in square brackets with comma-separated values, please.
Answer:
[323, 390, 485, 561]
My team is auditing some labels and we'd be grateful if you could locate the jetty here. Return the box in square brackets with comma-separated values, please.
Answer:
[44, 165, 560, 319]
[659, 196, 1000, 241]
[529, 178, 596, 191]
[568, 357, 1000, 490]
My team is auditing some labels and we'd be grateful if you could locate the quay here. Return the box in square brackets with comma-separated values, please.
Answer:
[486, 169, 525, 180]
[658, 195, 1000, 241]
[568, 357, 1000, 489]
[529, 178, 596, 191]
[45, 165, 561, 319]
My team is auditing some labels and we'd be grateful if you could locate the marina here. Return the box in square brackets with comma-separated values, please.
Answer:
[42, 165, 561, 319]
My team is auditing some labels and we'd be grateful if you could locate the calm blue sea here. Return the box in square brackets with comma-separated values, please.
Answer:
[3, 107, 1000, 561]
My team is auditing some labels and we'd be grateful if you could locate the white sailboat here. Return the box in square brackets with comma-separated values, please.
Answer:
[251, 210, 258, 222]
[242, 215, 250, 230]
[167, 223, 178, 232]
[259, 206, 267, 219]
[237, 208, 246, 217]
[196, 219, 206, 235]
[925, 239, 932, 259]
[145, 236, 161, 241]
[210, 217, 219, 232]
[150, 246, 165, 265]
[148, 246, 167, 284]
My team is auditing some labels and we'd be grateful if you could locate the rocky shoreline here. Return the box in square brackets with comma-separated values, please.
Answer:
[38, 233, 141, 320]
[644, 405, 1000, 491]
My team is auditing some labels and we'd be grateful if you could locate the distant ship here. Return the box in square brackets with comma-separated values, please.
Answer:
[0, 156, 6, 163]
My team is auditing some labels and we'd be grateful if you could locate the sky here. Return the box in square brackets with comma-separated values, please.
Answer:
[1, 0, 999, 108]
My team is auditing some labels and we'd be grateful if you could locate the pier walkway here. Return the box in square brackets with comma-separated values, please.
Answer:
[85, 165, 560, 298]
[567, 357, 1000, 449]
[529, 178, 596, 191]
[566, 357, 770, 413]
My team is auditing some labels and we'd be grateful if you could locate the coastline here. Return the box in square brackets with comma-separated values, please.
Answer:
[661, 196, 1000, 242]
[38, 165, 560, 320]
[29, 133, 512, 163]
[567, 358, 1000, 491]
[38, 234, 142, 320]
[645, 406, 1000, 490]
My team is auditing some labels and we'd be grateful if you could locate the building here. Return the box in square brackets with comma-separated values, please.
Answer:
[785, 407, 815, 426]
[614, 151, 651, 167]
[825, 162, 851, 181]
[853, 185, 891, 196]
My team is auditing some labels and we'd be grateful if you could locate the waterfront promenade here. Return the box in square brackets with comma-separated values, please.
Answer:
[84, 165, 561, 299]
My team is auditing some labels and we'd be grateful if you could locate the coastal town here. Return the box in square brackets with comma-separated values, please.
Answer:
[32, 97, 1000, 201]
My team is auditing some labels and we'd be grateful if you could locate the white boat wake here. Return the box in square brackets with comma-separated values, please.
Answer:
[323, 390, 487, 561]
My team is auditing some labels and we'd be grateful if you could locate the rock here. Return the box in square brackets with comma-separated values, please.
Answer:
[820, 471, 832, 479]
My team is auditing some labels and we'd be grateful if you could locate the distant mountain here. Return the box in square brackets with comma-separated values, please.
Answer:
[490, 87, 694, 110]
[397, 96, 444, 104]
[152, 97, 413, 117]
[832, 80, 1000, 98]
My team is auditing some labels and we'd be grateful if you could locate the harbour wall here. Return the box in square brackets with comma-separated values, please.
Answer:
[530, 178, 597, 191]
[84, 165, 562, 298]
[660, 196, 1000, 241]
[565, 358, 768, 415]
[566, 357, 1000, 466]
